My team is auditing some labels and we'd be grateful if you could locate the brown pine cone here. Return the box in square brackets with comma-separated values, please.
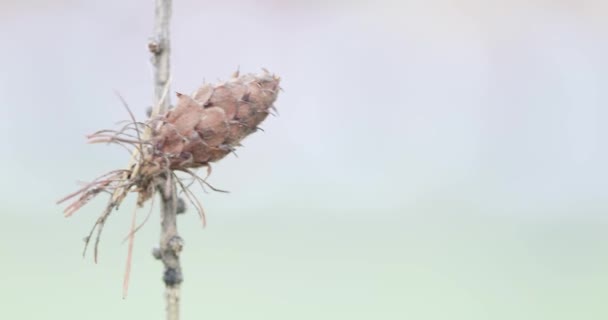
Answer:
[152, 70, 280, 169]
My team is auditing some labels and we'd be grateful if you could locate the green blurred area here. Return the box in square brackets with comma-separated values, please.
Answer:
[4, 201, 608, 319]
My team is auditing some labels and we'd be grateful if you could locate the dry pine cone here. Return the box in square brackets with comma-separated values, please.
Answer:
[152, 70, 280, 170]
[59, 69, 281, 229]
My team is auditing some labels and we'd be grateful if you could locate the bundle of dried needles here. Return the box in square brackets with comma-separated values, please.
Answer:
[57, 70, 280, 293]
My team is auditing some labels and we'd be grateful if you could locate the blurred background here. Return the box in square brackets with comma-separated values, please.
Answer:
[1, 0, 607, 319]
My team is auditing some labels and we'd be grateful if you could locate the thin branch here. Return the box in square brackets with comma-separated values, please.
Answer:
[151, 0, 172, 116]
[157, 172, 182, 320]
[149, 1, 181, 320]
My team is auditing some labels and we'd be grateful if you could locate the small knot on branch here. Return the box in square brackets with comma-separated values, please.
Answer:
[176, 197, 186, 214]
[163, 267, 183, 286]
[152, 247, 162, 260]
[168, 236, 184, 255]
[148, 41, 162, 54]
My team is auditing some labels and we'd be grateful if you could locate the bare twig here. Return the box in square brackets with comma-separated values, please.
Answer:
[149, 1, 181, 320]
[158, 173, 182, 320]
[150, 0, 172, 116]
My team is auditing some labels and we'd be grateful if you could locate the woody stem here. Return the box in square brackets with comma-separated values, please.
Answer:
[149, 1, 181, 320]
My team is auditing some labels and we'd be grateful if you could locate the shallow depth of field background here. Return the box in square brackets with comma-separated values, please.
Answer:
[1, 1, 607, 319]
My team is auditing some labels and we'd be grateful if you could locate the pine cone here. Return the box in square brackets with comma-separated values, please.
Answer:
[152, 70, 280, 169]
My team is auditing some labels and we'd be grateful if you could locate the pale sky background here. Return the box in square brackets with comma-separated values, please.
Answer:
[1, 1, 607, 319]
